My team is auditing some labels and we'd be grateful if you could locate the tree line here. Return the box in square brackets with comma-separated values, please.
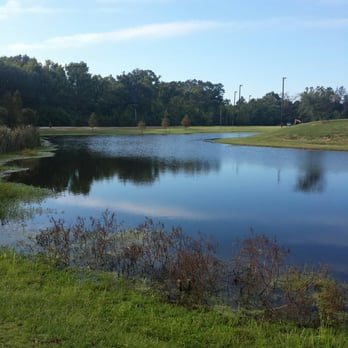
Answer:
[1, 55, 348, 127]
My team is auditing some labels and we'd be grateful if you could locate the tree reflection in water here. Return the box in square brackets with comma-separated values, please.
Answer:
[295, 152, 325, 192]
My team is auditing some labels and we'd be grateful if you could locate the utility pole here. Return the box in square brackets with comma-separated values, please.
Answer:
[232, 91, 237, 125]
[238, 84, 243, 104]
[281, 77, 286, 127]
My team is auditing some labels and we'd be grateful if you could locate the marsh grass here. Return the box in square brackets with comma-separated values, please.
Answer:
[0, 181, 51, 222]
[0, 126, 40, 154]
[1, 249, 347, 347]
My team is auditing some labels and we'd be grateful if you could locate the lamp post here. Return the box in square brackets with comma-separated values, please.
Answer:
[281, 77, 286, 127]
[232, 91, 237, 125]
[238, 84, 243, 104]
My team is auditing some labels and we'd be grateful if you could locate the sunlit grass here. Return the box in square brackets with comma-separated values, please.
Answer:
[217, 119, 348, 151]
[1, 250, 347, 347]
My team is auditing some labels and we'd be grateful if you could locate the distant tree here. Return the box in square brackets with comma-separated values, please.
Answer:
[137, 120, 146, 134]
[161, 111, 170, 129]
[298, 86, 342, 122]
[181, 114, 190, 128]
[22, 108, 38, 126]
[0, 107, 8, 125]
[88, 112, 98, 129]
[2, 90, 23, 127]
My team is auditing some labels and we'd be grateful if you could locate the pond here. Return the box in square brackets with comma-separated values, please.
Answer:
[2, 133, 348, 280]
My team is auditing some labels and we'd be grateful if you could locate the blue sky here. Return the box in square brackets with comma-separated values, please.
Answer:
[1, 0, 347, 101]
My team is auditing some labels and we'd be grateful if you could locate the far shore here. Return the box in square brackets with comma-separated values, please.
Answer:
[39, 120, 348, 152]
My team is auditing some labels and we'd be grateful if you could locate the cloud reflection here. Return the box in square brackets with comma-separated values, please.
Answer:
[55, 195, 211, 221]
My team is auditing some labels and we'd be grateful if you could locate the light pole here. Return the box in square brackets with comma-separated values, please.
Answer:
[281, 77, 286, 127]
[238, 84, 243, 104]
[232, 91, 237, 125]
[249, 95, 252, 102]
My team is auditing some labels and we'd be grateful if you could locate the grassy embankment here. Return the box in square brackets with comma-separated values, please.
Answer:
[217, 119, 348, 151]
[40, 120, 348, 151]
[1, 249, 347, 348]
[39, 125, 274, 136]
[0, 147, 55, 221]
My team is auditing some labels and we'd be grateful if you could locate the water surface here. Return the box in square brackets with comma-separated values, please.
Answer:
[3, 133, 348, 279]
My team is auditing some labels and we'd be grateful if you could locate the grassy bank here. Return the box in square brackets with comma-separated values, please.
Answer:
[0, 180, 51, 221]
[40, 120, 348, 151]
[39, 125, 274, 136]
[0, 147, 55, 221]
[217, 119, 348, 151]
[1, 250, 347, 348]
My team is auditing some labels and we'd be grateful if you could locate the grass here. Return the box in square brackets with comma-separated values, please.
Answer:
[0, 147, 56, 176]
[0, 142, 56, 221]
[217, 119, 348, 151]
[1, 249, 347, 347]
[0, 181, 51, 221]
[39, 125, 274, 136]
[40, 120, 348, 151]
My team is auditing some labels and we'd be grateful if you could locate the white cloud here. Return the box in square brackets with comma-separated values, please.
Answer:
[96, 0, 171, 4]
[0, 0, 51, 19]
[8, 20, 223, 52]
[6, 16, 348, 53]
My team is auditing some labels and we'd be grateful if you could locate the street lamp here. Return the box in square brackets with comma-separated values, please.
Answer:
[281, 77, 286, 127]
[238, 84, 243, 104]
[232, 91, 237, 126]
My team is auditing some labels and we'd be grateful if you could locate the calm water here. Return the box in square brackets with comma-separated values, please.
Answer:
[3, 133, 348, 279]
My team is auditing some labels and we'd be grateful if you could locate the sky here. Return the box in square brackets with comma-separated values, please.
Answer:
[0, 0, 348, 102]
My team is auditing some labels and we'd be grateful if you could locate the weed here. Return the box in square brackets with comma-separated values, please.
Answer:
[32, 211, 348, 328]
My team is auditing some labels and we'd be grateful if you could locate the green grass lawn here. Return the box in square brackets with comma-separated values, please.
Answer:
[217, 119, 348, 151]
[1, 250, 347, 347]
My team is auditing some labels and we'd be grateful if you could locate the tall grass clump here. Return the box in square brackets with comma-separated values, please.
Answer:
[0, 181, 51, 223]
[0, 126, 40, 154]
[33, 210, 348, 328]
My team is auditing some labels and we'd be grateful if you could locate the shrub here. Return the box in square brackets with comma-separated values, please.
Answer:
[32, 212, 348, 326]
[275, 266, 347, 327]
[228, 233, 289, 309]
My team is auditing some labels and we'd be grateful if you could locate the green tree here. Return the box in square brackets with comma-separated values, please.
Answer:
[88, 112, 98, 129]
[0, 107, 8, 125]
[137, 120, 146, 134]
[22, 108, 38, 125]
[298, 87, 340, 122]
[65, 62, 94, 122]
[161, 111, 170, 129]
[117, 69, 160, 126]
[181, 114, 190, 128]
